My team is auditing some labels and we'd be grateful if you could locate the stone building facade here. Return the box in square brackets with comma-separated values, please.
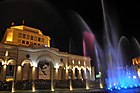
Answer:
[0, 25, 94, 91]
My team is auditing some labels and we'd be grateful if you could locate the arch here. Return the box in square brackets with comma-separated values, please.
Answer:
[81, 68, 85, 79]
[36, 54, 54, 66]
[6, 59, 16, 82]
[59, 62, 64, 67]
[0, 58, 5, 65]
[21, 59, 33, 66]
[21, 59, 33, 80]
[7, 59, 16, 65]
[36, 54, 55, 90]
[86, 68, 90, 79]
[36, 54, 54, 79]
[75, 68, 79, 79]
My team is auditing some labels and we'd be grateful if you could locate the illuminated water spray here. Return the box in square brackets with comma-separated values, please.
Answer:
[68, 3, 140, 90]
[101, 0, 140, 90]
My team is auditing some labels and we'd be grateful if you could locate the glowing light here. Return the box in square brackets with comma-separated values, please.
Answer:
[6, 31, 13, 42]
[51, 87, 54, 91]
[32, 66, 35, 73]
[86, 80, 90, 90]
[7, 59, 16, 65]
[72, 60, 74, 64]
[6, 78, 13, 82]
[54, 63, 59, 68]
[118, 87, 121, 90]
[0, 59, 5, 65]
[32, 61, 37, 67]
[70, 79, 73, 91]
[137, 69, 140, 77]
[12, 82, 15, 92]
[133, 75, 137, 79]
[124, 86, 127, 89]
[5, 51, 8, 56]
[17, 66, 21, 71]
[84, 61, 86, 66]
[82, 31, 95, 57]
[78, 61, 80, 64]
[4, 65, 7, 69]
[21, 60, 33, 66]
[100, 83, 103, 88]
[44, 44, 48, 47]
[32, 82, 35, 92]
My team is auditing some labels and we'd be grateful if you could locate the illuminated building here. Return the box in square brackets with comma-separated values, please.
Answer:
[2, 25, 50, 47]
[132, 57, 140, 78]
[0, 25, 94, 91]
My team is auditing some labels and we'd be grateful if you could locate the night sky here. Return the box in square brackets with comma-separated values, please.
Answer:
[0, 0, 140, 56]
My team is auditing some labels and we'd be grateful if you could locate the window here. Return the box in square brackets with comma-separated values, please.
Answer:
[18, 39, 21, 43]
[38, 37, 41, 42]
[22, 40, 25, 44]
[27, 35, 30, 39]
[42, 38, 44, 42]
[6, 65, 14, 76]
[31, 36, 33, 40]
[18, 33, 22, 38]
[34, 36, 37, 41]
[30, 42, 33, 45]
[38, 37, 40, 42]
[26, 41, 29, 44]
[23, 34, 26, 39]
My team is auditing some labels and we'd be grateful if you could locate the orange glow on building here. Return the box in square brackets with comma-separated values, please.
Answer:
[2, 25, 51, 47]
[6, 31, 13, 42]
[0, 25, 93, 91]
[132, 57, 140, 77]
[132, 57, 140, 65]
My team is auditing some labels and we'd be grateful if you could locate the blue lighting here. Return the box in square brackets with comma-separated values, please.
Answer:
[106, 66, 140, 91]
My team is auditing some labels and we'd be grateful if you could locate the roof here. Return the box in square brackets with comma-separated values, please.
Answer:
[11, 25, 43, 35]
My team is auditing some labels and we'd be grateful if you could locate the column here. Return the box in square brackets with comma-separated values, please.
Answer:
[51, 65, 54, 91]
[78, 68, 82, 79]
[72, 68, 75, 79]
[1, 65, 7, 81]
[32, 66, 36, 80]
[36, 67, 39, 79]
[85, 68, 90, 90]
[89, 67, 91, 79]
[55, 68, 58, 80]
[58, 68, 61, 80]
[16, 66, 22, 81]
[32, 66, 36, 92]
[12, 65, 17, 92]
[91, 67, 95, 80]
[65, 68, 68, 79]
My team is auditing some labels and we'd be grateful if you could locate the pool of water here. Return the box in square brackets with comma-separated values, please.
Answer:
[109, 87, 140, 93]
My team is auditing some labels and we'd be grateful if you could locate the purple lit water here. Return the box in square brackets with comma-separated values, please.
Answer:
[82, 0, 140, 91]
[101, 0, 140, 90]
[68, 4, 140, 91]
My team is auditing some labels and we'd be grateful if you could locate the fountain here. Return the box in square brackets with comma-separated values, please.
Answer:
[100, 0, 140, 91]
[81, 0, 140, 91]
[63, 0, 140, 91]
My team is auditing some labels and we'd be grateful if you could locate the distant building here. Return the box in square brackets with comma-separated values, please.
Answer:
[132, 57, 140, 78]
